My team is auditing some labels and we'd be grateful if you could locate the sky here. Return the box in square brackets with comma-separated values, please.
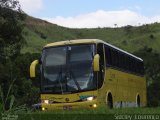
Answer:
[18, 0, 160, 28]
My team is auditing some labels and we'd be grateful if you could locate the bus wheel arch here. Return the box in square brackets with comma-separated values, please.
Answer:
[136, 94, 140, 107]
[106, 91, 113, 109]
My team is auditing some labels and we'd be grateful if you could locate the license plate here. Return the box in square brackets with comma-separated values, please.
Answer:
[63, 106, 72, 110]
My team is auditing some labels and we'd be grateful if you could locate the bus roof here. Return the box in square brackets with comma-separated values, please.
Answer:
[44, 39, 97, 47]
[44, 39, 143, 61]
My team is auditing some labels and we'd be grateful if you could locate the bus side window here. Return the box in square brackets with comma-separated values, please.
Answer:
[131, 58, 134, 73]
[127, 56, 130, 72]
[135, 59, 137, 73]
[110, 48, 114, 66]
[125, 55, 129, 71]
[118, 51, 122, 68]
[136, 60, 139, 74]
[112, 49, 116, 67]
[140, 62, 144, 75]
[105, 46, 112, 66]
[121, 53, 125, 70]
[115, 51, 119, 67]
[129, 57, 132, 72]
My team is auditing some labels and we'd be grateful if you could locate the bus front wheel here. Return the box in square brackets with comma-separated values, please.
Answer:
[106, 92, 113, 109]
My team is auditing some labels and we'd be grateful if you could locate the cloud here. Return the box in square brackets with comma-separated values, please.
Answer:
[127, 5, 141, 11]
[18, 0, 43, 14]
[43, 10, 160, 28]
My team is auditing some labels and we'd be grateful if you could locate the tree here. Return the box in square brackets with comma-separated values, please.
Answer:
[0, 0, 25, 61]
[134, 47, 160, 107]
[114, 24, 117, 27]
[0, 0, 26, 111]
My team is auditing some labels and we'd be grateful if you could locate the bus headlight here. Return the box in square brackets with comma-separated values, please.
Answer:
[82, 96, 96, 101]
[87, 96, 94, 101]
[44, 100, 49, 104]
[41, 100, 49, 104]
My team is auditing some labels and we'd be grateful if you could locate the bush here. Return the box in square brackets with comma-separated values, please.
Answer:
[150, 34, 154, 39]
[134, 47, 160, 107]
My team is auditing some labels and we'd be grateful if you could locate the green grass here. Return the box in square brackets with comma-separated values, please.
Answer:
[7, 107, 160, 120]
[22, 16, 160, 55]
[36, 107, 160, 114]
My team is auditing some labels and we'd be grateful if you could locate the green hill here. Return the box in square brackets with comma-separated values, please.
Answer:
[22, 16, 160, 54]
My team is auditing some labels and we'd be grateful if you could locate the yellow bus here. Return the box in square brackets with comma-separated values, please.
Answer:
[30, 39, 147, 110]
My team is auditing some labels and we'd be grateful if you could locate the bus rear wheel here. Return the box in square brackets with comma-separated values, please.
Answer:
[106, 93, 113, 109]
[137, 95, 140, 107]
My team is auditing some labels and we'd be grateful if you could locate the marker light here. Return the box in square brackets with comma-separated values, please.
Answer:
[93, 104, 97, 108]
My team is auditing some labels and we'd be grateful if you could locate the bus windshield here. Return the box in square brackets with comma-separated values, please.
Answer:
[41, 44, 96, 94]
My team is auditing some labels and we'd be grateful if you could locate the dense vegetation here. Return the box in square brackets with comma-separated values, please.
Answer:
[0, 0, 39, 112]
[0, 0, 160, 115]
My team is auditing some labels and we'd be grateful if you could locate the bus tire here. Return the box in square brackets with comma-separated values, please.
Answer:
[106, 92, 113, 109]
[136, 95, 140, 107]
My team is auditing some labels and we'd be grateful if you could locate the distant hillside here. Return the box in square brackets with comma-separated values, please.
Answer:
[22, 16, 160, 54]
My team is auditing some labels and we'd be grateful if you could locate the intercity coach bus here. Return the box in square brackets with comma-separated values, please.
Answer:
[30, 39, 147, 110]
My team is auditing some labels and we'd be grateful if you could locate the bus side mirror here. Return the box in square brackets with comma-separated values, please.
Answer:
[30, 60, 39, 78]
[93, 54, 100, 72]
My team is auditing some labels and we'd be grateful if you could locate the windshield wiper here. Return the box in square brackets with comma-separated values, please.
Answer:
[53, 66, 64, 94]
[70, 70, 81, 90]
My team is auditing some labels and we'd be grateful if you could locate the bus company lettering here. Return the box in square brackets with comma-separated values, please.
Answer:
[114, 114, 132, 120]
[114, 114, 160, 120]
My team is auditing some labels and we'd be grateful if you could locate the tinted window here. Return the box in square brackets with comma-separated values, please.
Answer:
[70, 45, 93, 62]
[104, 45, 144, 75]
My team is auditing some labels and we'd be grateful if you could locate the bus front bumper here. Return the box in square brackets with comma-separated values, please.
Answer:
[41, 100, 98, 110]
